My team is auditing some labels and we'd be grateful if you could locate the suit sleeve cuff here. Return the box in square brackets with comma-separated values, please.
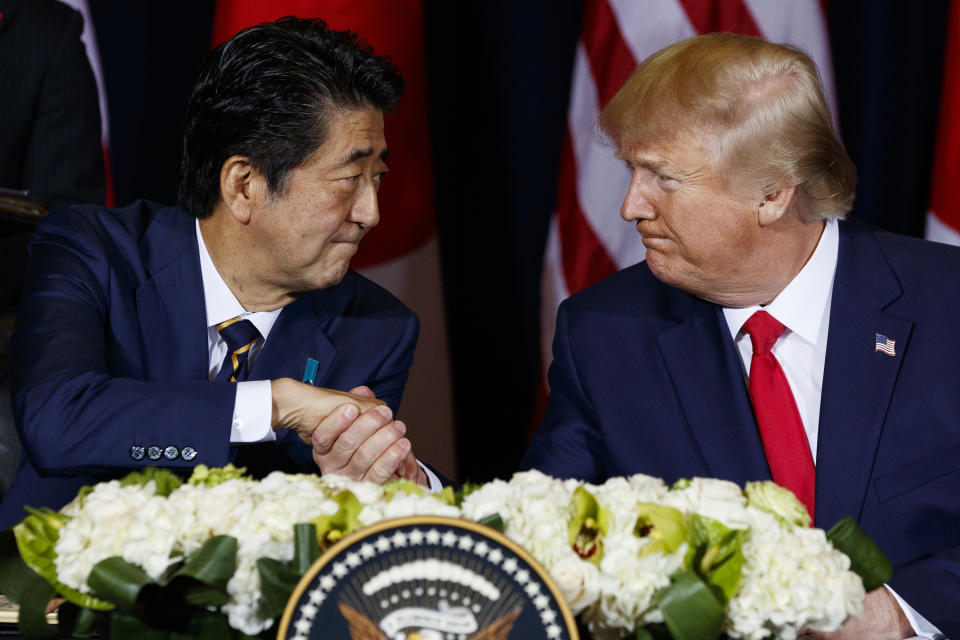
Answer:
[418, 461, 443, 493]
[229, 381, 276, 444]
[884, 584, 945, 639]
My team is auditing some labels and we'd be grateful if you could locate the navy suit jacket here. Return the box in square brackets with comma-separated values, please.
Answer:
[0, 201, 418, 529]
[522, 220, 960, 635]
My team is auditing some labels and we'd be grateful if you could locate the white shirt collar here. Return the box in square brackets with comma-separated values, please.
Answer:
[722, 218, 839, 344]
[196, 220, 281, 340]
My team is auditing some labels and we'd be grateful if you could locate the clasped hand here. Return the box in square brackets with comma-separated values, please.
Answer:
[270, 378, 426, 486]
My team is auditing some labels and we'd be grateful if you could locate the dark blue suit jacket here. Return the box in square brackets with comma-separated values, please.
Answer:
[0, 201, 418, 529]
[522, 220, 960, 635]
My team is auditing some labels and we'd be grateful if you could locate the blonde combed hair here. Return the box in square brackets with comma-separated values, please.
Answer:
[599, 33, 856, 221]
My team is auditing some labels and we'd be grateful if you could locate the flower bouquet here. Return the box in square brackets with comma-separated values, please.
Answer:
[0, 466, 891, 639]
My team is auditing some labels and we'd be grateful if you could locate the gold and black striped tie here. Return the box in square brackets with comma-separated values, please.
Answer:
[214, 317, 261, 382]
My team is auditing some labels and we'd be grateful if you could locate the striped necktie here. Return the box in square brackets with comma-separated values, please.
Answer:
[214, 317, 261, 382]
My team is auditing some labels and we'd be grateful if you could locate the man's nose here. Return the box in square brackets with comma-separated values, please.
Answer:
[351, 181, 380, 230]
[620, 174, 656, 222]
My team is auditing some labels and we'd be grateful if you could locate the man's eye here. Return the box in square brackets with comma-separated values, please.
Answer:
[342, 174, 361, 183]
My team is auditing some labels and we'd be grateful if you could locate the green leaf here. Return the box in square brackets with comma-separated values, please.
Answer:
[187, 464, 248, 488]
[120, 467, 183, 496]
[256, 557, 300, 620]
[657, 570, 724, 640]
[436, 486, 458, 506]
[87, 557, 153, 609]
[568, 486, 609, 564]
[634, 623, 672, 640]
[57, 602, 103, 638]
[635, 503, 687, 557]
[293, 524, 318, 576]
[382, 478, 425, 500]
[478, 513, 504, 532]
[168, 611, 236, 640]
[0, 528, 39, 604]
[684, 515, 745, 603]
[173, 536, 236, 593]
[310, 490, 362, 548]
[13, 509, 113, 611]
[109, 611, 171, 640]
[827, 516, 893, 591]
[17, 574, 59, 640]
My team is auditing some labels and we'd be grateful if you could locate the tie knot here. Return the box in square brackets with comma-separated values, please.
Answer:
[216, 317, 261, 353]
[742, 310, 786, 356]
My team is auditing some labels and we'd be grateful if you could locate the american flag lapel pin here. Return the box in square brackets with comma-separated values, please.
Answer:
[875, 333, 896, 356]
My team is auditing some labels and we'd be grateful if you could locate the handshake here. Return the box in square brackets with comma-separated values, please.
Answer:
[269, 379, 428, 488]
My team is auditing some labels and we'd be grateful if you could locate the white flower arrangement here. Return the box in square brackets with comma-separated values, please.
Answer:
[6, 466, 879, 640]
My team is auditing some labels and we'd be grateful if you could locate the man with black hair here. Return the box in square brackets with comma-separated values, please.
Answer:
[0, 17, 434, 529]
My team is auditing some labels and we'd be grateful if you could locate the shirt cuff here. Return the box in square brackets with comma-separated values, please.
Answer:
[418, 461, 443, 493]
[229, 380, 276, 444]
[884, 584, 944, 639]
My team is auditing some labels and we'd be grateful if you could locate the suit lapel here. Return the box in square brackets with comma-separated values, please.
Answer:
[251, 293, 337, 383]
[134, 208, 208, 381]
[815, 223, 913, 527]
[656, 289, 771, 485]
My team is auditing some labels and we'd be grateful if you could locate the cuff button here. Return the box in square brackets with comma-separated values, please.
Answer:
[163, 445, 179, 460]
[147, 445, 162, 460]
[130, 446, 145, 461]
[181, 446, 197, 461]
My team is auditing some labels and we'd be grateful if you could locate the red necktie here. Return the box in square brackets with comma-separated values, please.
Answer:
[742, 310, 816, 521]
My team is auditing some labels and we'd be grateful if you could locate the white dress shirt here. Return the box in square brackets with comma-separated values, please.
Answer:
[196, 221, 443, 492]
[721, 218, 940, 639]
[197, 221, 278, 444]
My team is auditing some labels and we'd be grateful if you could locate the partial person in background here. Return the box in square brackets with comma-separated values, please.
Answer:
[0, 0, 105, 501]
[0, 17, 438, 530]
[523, 34, 957, 639]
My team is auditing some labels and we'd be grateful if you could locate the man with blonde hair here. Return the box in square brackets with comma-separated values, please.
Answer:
[523, 34, 958, 638]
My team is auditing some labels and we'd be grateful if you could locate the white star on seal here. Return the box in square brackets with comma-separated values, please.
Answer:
[346, 551, 362, 567]
[375, 536, 392, 552]
[360, 542, 376, 559]
[392, 531, 408, 547]
[409, 528, 425, 544]
[333, 562, 348, 578]
[441, 531, 458, 547]
[425, 528, 442, 544]
[458, 535, 474, 551]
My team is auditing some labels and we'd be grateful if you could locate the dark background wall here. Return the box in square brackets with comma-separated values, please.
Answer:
[86, 0, 952, 482]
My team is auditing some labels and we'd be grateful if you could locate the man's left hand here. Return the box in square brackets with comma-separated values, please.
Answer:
[800, 588, 914, 639]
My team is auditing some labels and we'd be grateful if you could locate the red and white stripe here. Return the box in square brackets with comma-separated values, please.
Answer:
[542, 0, 836, 372]
[926, 0, 960, 247]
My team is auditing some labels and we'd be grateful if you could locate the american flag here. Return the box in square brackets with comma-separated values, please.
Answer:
[875, 334, 897, 357]
[540, 0, 837, 379]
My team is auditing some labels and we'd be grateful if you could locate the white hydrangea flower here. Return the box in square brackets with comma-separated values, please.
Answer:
[725, 508, 865, 639]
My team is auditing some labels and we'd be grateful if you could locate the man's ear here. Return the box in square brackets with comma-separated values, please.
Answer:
[219, 155, 261, 224]
[757, 185, 796, 227]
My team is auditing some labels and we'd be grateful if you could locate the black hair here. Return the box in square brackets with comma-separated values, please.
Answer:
[177, 16, 404, 218]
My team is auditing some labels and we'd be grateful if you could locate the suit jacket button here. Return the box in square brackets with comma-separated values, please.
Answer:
[130, 446, 145, 461]
[147, 445, 163, 460]
[181, 446, 197, 461]
[163, 445, 179, 460]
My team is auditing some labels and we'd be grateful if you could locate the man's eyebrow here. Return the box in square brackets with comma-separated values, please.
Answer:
[616, 151, 666, 171]
[337, 147, 389, 167]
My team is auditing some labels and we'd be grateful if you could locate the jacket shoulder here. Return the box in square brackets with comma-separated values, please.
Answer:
[561, 261, 677, 318]
[311, 270, 416, 322]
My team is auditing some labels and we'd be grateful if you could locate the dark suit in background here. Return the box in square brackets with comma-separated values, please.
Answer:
[0, 201, 418, 529]
[521, 220, 960, 637]
[0, 0, 106, 503]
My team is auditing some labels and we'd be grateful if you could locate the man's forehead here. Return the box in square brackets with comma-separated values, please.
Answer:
[617, 131, 716, 169]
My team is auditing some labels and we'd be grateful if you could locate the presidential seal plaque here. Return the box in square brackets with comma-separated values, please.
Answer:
[277, 516, 579, 640]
